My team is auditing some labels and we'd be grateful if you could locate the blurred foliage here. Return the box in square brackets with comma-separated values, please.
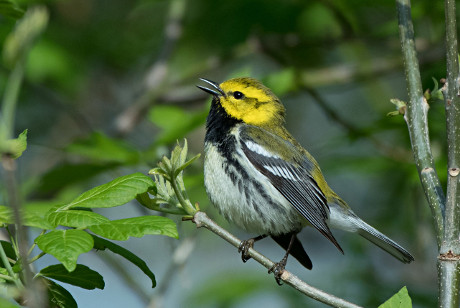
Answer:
[0, 0, 453, 307]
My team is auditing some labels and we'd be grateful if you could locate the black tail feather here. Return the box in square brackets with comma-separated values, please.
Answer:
[271, 233, 312, 270]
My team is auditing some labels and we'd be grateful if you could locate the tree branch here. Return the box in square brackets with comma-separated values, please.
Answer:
[191, 211, 362, 308]
[438, 0, 460, 307]
[395, 0, 445, 246]
[441, 0, 460, 252]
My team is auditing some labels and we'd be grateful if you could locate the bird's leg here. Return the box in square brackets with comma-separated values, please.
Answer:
[238, 234, 267, 262]
[268, 233, 295, 285]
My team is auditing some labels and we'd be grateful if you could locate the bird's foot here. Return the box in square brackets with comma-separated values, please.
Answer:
[268, 257, 287, 285]
[238, 238, 255, 263]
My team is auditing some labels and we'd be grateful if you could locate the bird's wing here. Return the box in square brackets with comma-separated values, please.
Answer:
[240, 127, 343, 253]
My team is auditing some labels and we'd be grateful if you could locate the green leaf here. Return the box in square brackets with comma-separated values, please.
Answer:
[46, 209, 109, 228]
[388, 99, 407, 117]
[66, 131, 140, 163]
[1, 129, 27, 159]
[42, 278, 78, 308]
[23, 202, 57, 229]
[61, 173, 154, 210]
[22, 212, 54, 229]
[0, 205, 54, 229]
[88, 216, 178, 241]
[378, 286, 412, 308]
[0, 241, 16, 268]
[147, 174, 180, 208]
[35, 230, 94, 272]
[39, 264, 104, 290]
[427, 77, 444, 103]
[92, 235, 156, 287]
[175, 153, 201, 177]
[0, 268, 9, 283]
[170, 139, 201, 176]
[148, 105, 208, 145]
[0, 0, 24, 20]
[23, 202, 62, 227]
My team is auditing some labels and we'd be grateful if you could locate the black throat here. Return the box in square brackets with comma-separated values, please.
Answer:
[205, 97, 241, 144]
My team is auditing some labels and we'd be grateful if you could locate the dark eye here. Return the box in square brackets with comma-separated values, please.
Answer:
[233, 91, 244, 99]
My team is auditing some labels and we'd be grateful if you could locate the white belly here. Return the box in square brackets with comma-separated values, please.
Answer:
[204, 142, 305, 235]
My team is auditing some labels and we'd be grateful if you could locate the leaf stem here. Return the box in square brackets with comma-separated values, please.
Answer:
[0, 273, 16, 282]
[0, 240, 22, 289]
[170, 172, 196, 215]
[28, 252, 46, 264]
[136, 192, 187, 215]
[141, 200, 186, 215]
[6, 226, 19, 256]
[27, 230, 45, 257]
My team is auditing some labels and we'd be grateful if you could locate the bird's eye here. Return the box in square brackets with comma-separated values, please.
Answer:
[233, 91, 244, 99]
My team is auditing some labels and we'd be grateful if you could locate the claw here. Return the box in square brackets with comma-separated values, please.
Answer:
[268, 257, 287, 285]
[238, 238, 255, 263]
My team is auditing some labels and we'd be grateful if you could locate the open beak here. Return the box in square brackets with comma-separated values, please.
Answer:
[197, 78, 225, 97]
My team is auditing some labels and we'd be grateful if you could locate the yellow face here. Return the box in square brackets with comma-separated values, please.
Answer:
[218, 78, 285, 126]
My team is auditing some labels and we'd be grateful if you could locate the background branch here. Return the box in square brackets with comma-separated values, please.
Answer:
[114, 0, 186, 136]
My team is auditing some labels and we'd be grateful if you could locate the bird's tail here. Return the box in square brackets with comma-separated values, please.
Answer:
[271, 233, 313, 270]
[356, 219, 414, 263]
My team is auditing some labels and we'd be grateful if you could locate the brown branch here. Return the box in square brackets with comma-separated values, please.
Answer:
[192, 212, 362, 308]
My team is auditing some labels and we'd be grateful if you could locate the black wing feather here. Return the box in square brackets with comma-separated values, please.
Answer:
[241, 138, 343, 253]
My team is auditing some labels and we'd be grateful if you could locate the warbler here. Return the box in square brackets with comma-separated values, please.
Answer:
[197, 77, 414, 283]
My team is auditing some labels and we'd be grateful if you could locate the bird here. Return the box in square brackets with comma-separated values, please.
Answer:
[197, 77, 414, 283]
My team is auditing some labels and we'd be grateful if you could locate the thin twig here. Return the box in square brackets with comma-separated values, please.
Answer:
[192, 211, 362, 308]
[395, 0, 445, 246]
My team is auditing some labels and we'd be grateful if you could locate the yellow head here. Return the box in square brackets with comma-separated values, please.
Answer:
[199, 77, 286, 127]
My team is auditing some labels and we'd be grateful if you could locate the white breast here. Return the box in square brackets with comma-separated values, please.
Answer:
[204, 132, 306, 235]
